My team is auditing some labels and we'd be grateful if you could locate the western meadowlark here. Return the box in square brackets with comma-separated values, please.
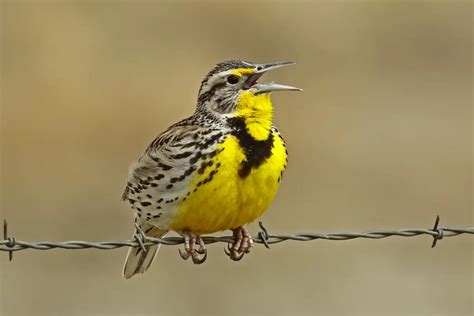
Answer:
[122, 60, 300, 278]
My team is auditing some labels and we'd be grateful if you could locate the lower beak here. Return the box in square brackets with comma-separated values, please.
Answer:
[247, 61, 302, 94]
[251, 83, 302, 94]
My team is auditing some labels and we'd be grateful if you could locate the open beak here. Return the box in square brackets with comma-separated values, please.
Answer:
[245, 61, 302, 94]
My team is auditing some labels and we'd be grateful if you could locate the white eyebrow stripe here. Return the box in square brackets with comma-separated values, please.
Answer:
[199, 70, 234, 94]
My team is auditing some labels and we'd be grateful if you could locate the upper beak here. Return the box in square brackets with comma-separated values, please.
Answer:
[255, 61, 297, 73]
[247, 61, 302, 94]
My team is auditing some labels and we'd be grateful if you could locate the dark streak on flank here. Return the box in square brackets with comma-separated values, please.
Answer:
[171, 151, 193, 159]
[189, 152, 202, 165]
[158, 163, 173, 171]
[184, 166, 196, 176]
[199, 133, 223, 150]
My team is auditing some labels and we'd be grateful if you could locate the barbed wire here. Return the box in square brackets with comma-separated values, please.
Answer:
[1, 216, 473, 261]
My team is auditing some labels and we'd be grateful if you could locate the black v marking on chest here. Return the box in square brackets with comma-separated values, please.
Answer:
[227, 117, 274, 179]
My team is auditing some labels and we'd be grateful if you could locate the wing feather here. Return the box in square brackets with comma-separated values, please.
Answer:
[122, 122, 203, 200]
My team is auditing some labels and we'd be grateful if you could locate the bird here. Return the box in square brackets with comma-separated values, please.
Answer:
[122, 60, 301, 279]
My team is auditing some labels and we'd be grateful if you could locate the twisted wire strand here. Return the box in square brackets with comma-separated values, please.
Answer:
[1, 218, 472, 253]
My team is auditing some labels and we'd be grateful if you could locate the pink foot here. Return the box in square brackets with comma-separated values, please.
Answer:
[178, 230, 207, 264]
[225, 227, 253, 261]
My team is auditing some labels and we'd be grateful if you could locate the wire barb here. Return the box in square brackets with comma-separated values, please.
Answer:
[3, 220, 14, 261]
[431, 215, 443, 248]
[258, 221, 270, 249]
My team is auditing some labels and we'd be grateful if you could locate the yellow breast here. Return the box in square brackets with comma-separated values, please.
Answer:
[170, 132, 287, 234]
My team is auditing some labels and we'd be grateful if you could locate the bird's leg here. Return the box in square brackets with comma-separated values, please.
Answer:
[178, 230, 207, 264]
[178, 230, 192, 260]
[239, 227, 254, 253]
[225, 227, 253, 261]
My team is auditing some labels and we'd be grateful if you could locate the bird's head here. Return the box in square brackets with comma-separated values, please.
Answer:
[196, 60, 301, 117]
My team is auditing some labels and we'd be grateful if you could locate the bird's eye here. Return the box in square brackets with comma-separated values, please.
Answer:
[226, 75, 239, 85]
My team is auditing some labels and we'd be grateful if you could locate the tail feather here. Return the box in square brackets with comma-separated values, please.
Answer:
[123, 223, 168, 279]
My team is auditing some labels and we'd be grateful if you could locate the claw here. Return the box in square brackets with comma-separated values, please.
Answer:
[230, 251, 244, 261]
[195, 248, 206, 255]
[196, 237, 207, 254]
[191, 249, 207, 264]
[225, 227, 253, 261]
[179, 248, 190, 260]
[178, 230, 208, 264]
[224, 244, 244, 261]
[224, 243, 232, 256]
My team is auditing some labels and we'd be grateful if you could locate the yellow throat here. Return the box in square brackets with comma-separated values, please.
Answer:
[234, 91, 273, 141]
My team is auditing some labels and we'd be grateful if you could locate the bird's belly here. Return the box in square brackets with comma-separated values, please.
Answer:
[170, 134, 287, 234]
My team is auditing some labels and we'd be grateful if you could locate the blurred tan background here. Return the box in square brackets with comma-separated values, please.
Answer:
[0, 0, 472, 315]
